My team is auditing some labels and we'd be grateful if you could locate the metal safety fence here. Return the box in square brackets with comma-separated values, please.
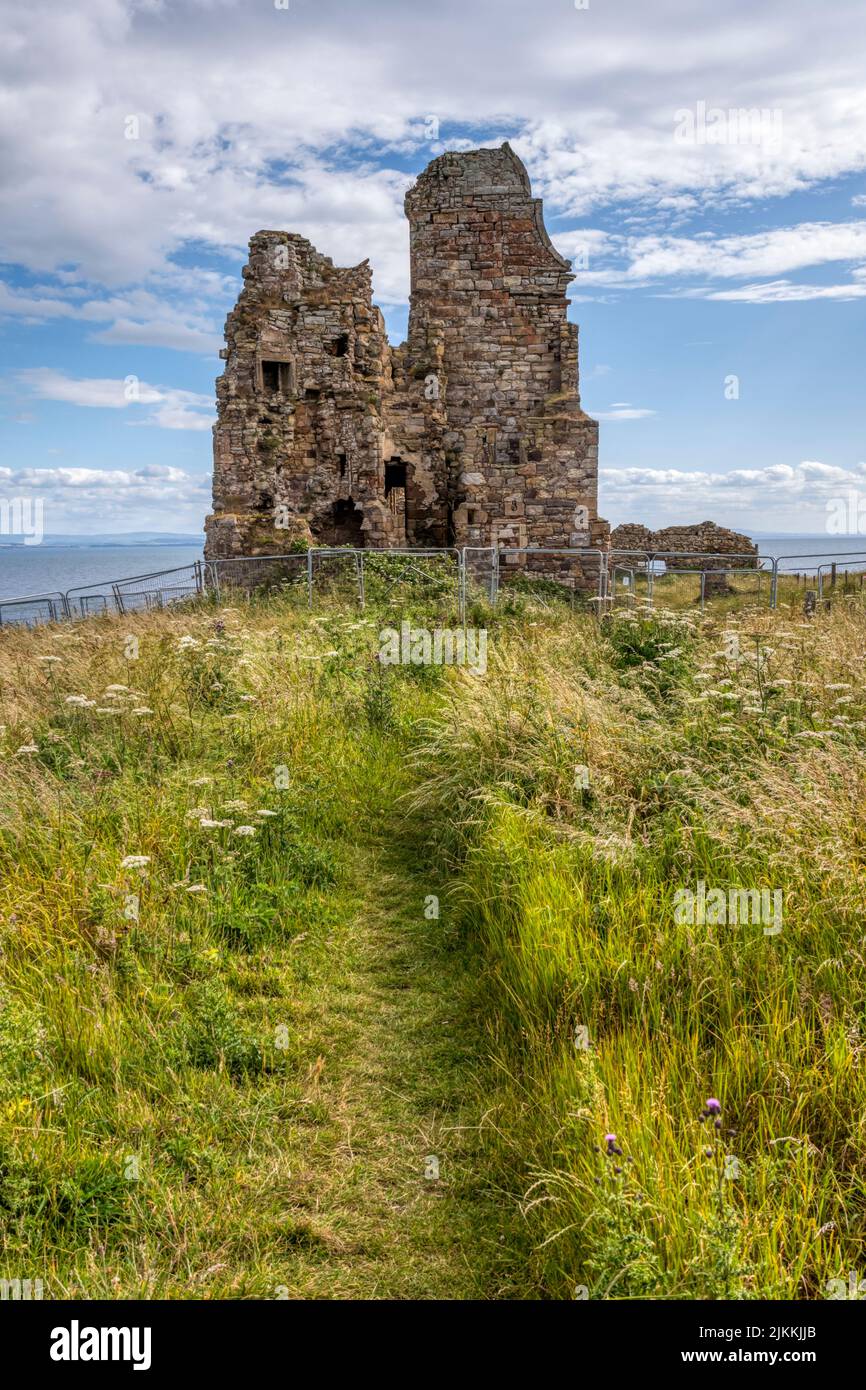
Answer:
[1, 545, 866, 629]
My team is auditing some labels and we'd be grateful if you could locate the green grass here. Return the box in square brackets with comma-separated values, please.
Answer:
[0, 578, 864, 1298]
[409, 594, 866, 1298]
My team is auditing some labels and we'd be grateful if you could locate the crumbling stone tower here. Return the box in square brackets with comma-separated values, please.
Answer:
[205, 142, 608, 565]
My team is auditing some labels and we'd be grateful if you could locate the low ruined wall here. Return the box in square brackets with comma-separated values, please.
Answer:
[610, 521, 758, 570]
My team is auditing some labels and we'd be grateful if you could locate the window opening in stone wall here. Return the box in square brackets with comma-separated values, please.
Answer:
[261, 360, 292, 393]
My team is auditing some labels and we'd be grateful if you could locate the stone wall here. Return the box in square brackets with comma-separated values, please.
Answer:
[205, 143, 608, 572]
[610, 521, 758, 570]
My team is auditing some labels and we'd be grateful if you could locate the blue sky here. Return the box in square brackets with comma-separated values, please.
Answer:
[1, 0, 865, 536]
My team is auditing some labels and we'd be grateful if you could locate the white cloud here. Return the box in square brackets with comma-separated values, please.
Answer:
[594, 403, 657, 421]
[600, 459, 866, 530]
[570, 221, 866, 298]
[0, 281, 222, 355]
[1, 0, 866, 326]
[694, 279, 866, 303]
[15, 369, 215, 430]
[0, 462, 209, 533]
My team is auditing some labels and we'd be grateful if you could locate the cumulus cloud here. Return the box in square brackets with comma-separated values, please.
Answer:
[601, 460, 866, 531]
[0, 462, 209, 533]
[1, 0, 866, 328]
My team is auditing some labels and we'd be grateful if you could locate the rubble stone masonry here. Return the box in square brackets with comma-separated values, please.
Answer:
[610, 521, 758, 568]
[205, 143, 609, 567]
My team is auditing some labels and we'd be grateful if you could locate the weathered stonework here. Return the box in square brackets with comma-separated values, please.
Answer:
[205, 143, 608, 567]
[610, 521, 758, 566]
[610, 521, 759, 594]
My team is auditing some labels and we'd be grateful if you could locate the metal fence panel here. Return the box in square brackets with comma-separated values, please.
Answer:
[489, 547, 608, 610]
[204, 553, 308, 603]
[359, 549, 461, 615]
[113, 563, 203, 614]
[0, 592, 68, 627]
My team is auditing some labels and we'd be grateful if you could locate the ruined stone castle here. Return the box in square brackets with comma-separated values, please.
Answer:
[205, 143, 609, 564]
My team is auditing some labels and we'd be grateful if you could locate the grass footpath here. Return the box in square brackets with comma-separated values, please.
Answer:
[263, 771, 527, 1299]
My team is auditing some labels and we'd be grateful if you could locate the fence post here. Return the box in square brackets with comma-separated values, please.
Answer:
[307, 550, 314, 609]
[357, 551, 365, 610]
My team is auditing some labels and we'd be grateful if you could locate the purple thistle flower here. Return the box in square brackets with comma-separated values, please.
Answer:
[705, 1098, 721, 1114]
